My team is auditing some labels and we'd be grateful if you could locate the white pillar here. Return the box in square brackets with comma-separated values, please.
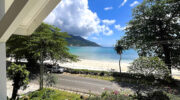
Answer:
[0, 42, 7, 100]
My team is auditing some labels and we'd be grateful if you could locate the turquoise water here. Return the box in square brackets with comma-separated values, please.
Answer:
[68, 47, 138, 62]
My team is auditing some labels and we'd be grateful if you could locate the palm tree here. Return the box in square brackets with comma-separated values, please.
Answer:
[115, 45, 123, 73]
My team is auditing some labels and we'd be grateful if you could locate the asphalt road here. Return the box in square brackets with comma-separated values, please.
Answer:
[51, 74, 123, 94]
[32, 73, 180, 95]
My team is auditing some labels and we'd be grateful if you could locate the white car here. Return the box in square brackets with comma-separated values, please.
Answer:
[51, 66, 64, 73]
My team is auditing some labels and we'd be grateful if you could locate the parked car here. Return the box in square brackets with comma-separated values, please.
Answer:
[44, 64, 64, 73]
[44, 63, 52, 72]
[51, 65, 64, 73]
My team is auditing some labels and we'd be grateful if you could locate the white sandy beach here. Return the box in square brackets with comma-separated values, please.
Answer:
[58, 59, 130, 72]
[45, 59, 180, 77]
[8, 58, 180, 78]
[56, 59, 180, 79]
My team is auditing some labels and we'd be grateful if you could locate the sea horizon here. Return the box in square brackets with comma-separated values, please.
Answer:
[68, 46, 138, 63]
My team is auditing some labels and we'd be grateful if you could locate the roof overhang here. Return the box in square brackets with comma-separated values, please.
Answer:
[0, 0, 61, 42]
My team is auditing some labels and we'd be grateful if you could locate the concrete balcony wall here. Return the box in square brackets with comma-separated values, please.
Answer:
[0, 43, 6, 100]
[0, 0, 61, 99]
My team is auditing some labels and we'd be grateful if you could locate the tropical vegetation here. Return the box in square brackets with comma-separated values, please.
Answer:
[116, 0, 180, 75]
[7, 23, 78, 90]
[114, 44, 124, 73]
[6, 0, 180, 99]
[66, 35, 100, 46]
[20, 88, 82, 100]
[7, 63, 29, 100]
[128, 57, 170, 79]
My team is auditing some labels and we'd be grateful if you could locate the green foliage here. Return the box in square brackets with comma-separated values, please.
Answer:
[114, 44, 124, 73]
[7, 23, 78, 64]
[21, 88, 82, 100]
[87, 91, 132, 100]
[147, 91, 170, 100]
[128, 57, 170, 79]
[44, 74, 57, 87]
[133, 91, 180, 100]
[79, 74, 114, 81]
[7, 63, 29, 99]
[66, 69, 109, 76]
[65, 68, 175, 86]
[20, 96, 30, 100]
[114, 44, 123, 54]
[166, 92, 180, 100]
[116, 0, 180, 72]
[7, 63, 29, 89]
[87, 90, 180, 100]
[66, 35, 100, 46]
[7, 23, 79, 90]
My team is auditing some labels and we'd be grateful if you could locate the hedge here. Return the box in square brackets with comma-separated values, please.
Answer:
[64, 68, 176, 86]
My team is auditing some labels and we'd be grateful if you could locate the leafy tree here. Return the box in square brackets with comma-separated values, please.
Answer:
[7, 63, 29, 100]
[114, 44, 124, 73]
[117, 0, 180, 74]
[7, 23, 78, 90]
[129, 57, 170, 79]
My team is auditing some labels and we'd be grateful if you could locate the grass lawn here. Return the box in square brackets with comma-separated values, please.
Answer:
[79, 74, 115, 81]
[21, 88, 82, 100]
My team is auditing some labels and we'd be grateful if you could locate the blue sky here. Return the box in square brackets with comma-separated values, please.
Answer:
[44, 0, 143, 47]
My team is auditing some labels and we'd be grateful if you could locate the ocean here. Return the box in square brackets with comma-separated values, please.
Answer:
[68, 47, 138, 63]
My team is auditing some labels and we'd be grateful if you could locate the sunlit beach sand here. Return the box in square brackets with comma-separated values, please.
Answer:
[45, 59, 180, 79]
[8, 58, 180, 79]
[59, 59, 130, 72]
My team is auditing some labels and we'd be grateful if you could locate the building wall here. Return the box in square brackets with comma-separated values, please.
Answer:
[0, 0, 14, 20]
[0, 0, 5, 19]
[0, 43, 7, 100]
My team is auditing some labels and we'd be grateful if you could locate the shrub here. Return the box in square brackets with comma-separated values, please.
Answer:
[44, 73, 57, 87]
[132, 90, 172, 100]
[87, 91, 132, 100]
[128, 57, 170, 79]
[26, 88, 82, 100]
[7, 63, 29, 100]
[134, 91, 170, 100]
[147, 91, 170, 100]
[65, 68, 174, 86]
[21, 96, 30, 100]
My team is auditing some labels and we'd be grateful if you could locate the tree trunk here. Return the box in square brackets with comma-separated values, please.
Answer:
[11, 86, 19, 100]
[119, 55, 122, 73]
[162, 45, 172, 75]
[39, 51, 44, 90]
[158, 24, 172, 75]
[11, 74, 21, 100]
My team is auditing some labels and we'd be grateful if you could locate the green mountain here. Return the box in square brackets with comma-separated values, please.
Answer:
[66, 35, 100, 47]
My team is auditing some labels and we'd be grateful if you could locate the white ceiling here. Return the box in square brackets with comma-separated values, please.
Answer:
[0, 0, 61, 42]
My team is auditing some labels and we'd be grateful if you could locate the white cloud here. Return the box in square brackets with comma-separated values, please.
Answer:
[92, 37, 98, 40]
[44, 0, 113, 37]
[119, 0, 127, 7]
[102, 19, 116, 25]
[101, 25, 113, 36]
[130, 1, 139, 7]
[114, 24, 126, 31]
[104, 7, 113, 11]
[82, 36, 88, 39]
